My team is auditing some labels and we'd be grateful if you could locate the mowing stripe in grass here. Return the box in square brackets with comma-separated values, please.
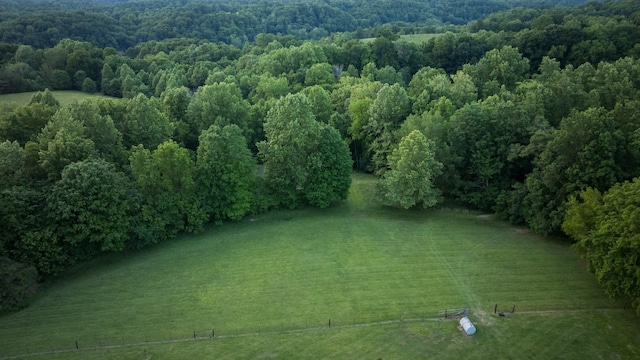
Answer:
[0, 174, 636, 359]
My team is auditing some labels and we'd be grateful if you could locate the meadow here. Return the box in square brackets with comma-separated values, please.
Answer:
[0, 91, 109, 109]
[0, 174, 638, 359]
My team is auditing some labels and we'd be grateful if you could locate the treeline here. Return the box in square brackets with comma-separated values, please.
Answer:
[1, 0, 639, 313]
[0, 85, 352, 311]
[0, 0, 590, 49]
[3, 0, 639, 95]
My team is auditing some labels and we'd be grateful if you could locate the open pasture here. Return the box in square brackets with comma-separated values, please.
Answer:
[0, 174, 637, 359]
[0, 91, 109, 110]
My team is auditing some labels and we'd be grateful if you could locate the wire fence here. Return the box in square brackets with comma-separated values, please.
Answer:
[0, 311, 444, 359]
[0, 303, 629, 359]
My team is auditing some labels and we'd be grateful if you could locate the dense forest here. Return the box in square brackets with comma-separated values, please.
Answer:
[1, 0, 639, 314]
[0, 0, 591, 49]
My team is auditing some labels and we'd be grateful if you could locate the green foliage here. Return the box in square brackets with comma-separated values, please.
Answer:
[196, 125, 256, 223]
[130, 140, 206, 245]
[258, 93, 320, 207]
[445, 94, 535, 211]
[0, 256, 38, 313]
[81, 77, 97, 93]
[304, 63, 336, 88]
[29, 89, 60, 108]
[258, 93, 351, 208]
[122, 94, 173, 150]
[48, 158, 136, 255]
[378, 130, 442, 208]
[305, 125, 353, 208]
[186, 82, 250, 148]
[68, 99, 126, 166]
[463, 45, 530, 98]
[0, 140, 25, 188]
[37, 107, 96, 181]
[524, 107, 625, 235]
[0, 186, 37, 257]
[0, 100, 59, 145]
[250, 74, 290, 102]
[301, 85, 333, 124]
[564, 180, 640, 313]
[365, 83, 410, 173]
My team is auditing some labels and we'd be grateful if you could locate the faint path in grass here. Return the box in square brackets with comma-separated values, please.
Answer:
[424, 221, 480, 309]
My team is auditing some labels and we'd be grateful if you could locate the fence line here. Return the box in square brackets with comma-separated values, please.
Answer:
[0, 305, 628, 359]
[1, 315, 443, 360]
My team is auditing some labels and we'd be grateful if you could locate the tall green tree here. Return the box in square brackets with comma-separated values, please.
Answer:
[196, 125, 256, 223]
[524, 107, 625, 235]
[365, 83, 410, 173]
[304, 125, 352, 208]
[0, 140, 25, 189]
[122, 94, 173, 150]
[68, 100, 126, 166]
[37, 108, 96, 181]
[47, 158, 137, 258]
[129, 140, 206, 245]
[378, 130, 443, 209]
[186, 82, 251, 149]
[463, 46, 530, 98]
[563, 180, 640, 313]
[258, 93, 320, 207]
[0, 90, 60, 145]
[258, 93, 351, 208]
[301, 85, 333, 124]
[445, 95, 534, 211]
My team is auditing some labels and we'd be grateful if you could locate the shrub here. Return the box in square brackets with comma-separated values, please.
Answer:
[0, 256, 39, 313]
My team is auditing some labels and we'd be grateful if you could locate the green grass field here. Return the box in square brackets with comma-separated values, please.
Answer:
[0, 174, 638, 359]
[0, 91, 109, 110]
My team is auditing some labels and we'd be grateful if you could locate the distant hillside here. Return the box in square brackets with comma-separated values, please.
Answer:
[0, 0, 594, 49]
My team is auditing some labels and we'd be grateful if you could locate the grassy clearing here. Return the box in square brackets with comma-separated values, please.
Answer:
[0, 173, 638, 359]
[0, 91, 110, 110]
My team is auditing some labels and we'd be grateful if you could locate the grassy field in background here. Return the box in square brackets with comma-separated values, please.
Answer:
[0, 91, 109, 110]
[0, 174, 638, 359]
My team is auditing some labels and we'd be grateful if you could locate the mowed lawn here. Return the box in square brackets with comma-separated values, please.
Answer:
[0, 174, 638, 359]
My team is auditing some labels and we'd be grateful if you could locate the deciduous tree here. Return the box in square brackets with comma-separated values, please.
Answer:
[129, 140, 206, 245]
[563, 180, 640, 313]
[196, 125, 256, 223]
[378, 130, 442, 209]
[258, 93, 351, 208]
[48, 158, 136, 256]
